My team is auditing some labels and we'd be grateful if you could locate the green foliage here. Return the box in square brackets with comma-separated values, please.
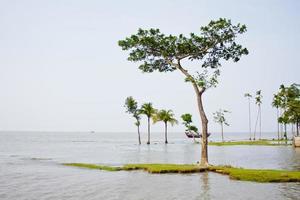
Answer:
[213, 109, 230, 126]
[118, 18, 248, 89]
[274, 83, 300, 126]
[181, 113, 198, 132]
[244, 93, 252, 98]
[153, 109, 178, 125]
[124, 96, 141, 127]
[272, 94, 281, 108]
[125, 96, 138, 114]
[255, 90, 262, 105]
[140, 103, 156, 118]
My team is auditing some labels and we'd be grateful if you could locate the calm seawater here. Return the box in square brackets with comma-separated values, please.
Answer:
[0, 131, 299, 200]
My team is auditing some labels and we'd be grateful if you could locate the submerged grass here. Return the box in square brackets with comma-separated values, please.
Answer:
[63, 163, 300, 183]
[209, 166, 300, 182]
[63, 163, 121, 171]
[123, 163, 206, 173]
[209, 140, 291, 146]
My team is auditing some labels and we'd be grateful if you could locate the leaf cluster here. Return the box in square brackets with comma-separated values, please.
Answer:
[273, 84, 300, 124]
[153, 109, 178, 125]
[119, 18, 248, 86]
[181, 113, 199, 132]
[213, 109, 230, 126]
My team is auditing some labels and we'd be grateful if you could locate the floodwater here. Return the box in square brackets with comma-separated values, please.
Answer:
[0, 131, 299, 200]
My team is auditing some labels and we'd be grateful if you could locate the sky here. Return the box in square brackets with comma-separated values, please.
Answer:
[0, 0, 299, 133]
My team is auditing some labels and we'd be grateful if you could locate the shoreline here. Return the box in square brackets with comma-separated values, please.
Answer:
[63, 163, 300, 183]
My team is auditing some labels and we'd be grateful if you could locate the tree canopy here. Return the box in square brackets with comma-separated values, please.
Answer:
[153, 109, 178, 125]
[119, 18, 248, 91]
[213, 109, 230, 126]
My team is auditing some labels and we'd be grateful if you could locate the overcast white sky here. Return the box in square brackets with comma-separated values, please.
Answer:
[0, 0, 299, 133]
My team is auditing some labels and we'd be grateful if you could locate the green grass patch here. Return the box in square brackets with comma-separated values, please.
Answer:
[63, 163, 300, 183]
[209, 166, 300, 182]
[123, 163, 206, 173]
[63, 163, 122, 171]
[209, 140, 291, 146]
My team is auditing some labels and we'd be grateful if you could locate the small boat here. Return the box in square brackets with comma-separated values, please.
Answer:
[185, 131, 211, 138]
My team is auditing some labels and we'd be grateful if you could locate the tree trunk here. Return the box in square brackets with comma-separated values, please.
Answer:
[248, 98, 252, 140]
[253, 106, 259, 141]
[196, 92, 209, 167]
[221, 123, 224, 142]
[284, 123, 287, 140]
[137, 125, 141, 145]
[147, 117, 150, 144]
[174, 61, 208, 166]
[164, 122, 168, 144]
[277, 107, 279, 140]
[296, 121, 300, 136]
[259, 105, 262, 140]
[280, 109, 283, 139]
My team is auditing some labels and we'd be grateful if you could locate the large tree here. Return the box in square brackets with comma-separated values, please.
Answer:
[153, 109, 178, 144]
[124, 96, 142, 145]
[119, 18, 248, 166]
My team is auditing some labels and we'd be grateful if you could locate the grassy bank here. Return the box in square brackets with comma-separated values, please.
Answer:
[209, 139, 291, 146]
[63, 163, 122, 171]
[63, 163, 300, 183]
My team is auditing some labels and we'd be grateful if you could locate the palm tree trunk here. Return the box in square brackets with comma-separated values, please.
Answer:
[137, 125, 141, 145]
[284, 123, 287, 140]
[221, 123, 224, 142]
[253, 107, 259, 140]
[259, 105, 262, 140]
[277, 107, 279, 140]
[196, 92, 209, 167]
[248, 98, 252, 140]
[280, 109, 283, 139]
[147, 117, 150, 144]
[164, 122, 168, 144]
[296, 121, 300, 136]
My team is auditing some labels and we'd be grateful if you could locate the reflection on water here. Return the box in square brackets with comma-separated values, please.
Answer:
[0, 131, 300, 200]
[201, 172, 210, 200]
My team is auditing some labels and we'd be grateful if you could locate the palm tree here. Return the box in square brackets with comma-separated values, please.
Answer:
[254, 90, 263, 140]
[272, 94, 281, 140]
[153, 109, 178, 144]
[124, 96, 141, 145]
[140, 103, 156, 144]
[213, 109, 230, 142]
[244, 93, 252, 140]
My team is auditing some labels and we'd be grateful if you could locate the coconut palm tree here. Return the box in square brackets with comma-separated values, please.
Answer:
[213, 109, 230, 142]
[140, 103, 156, 144]
[272, 94, 281, 140]
[124, 96, 142, 145]
[153, 109, 178, 144]
[254, 90, 263, 140]
[244, 93, 252, 140]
